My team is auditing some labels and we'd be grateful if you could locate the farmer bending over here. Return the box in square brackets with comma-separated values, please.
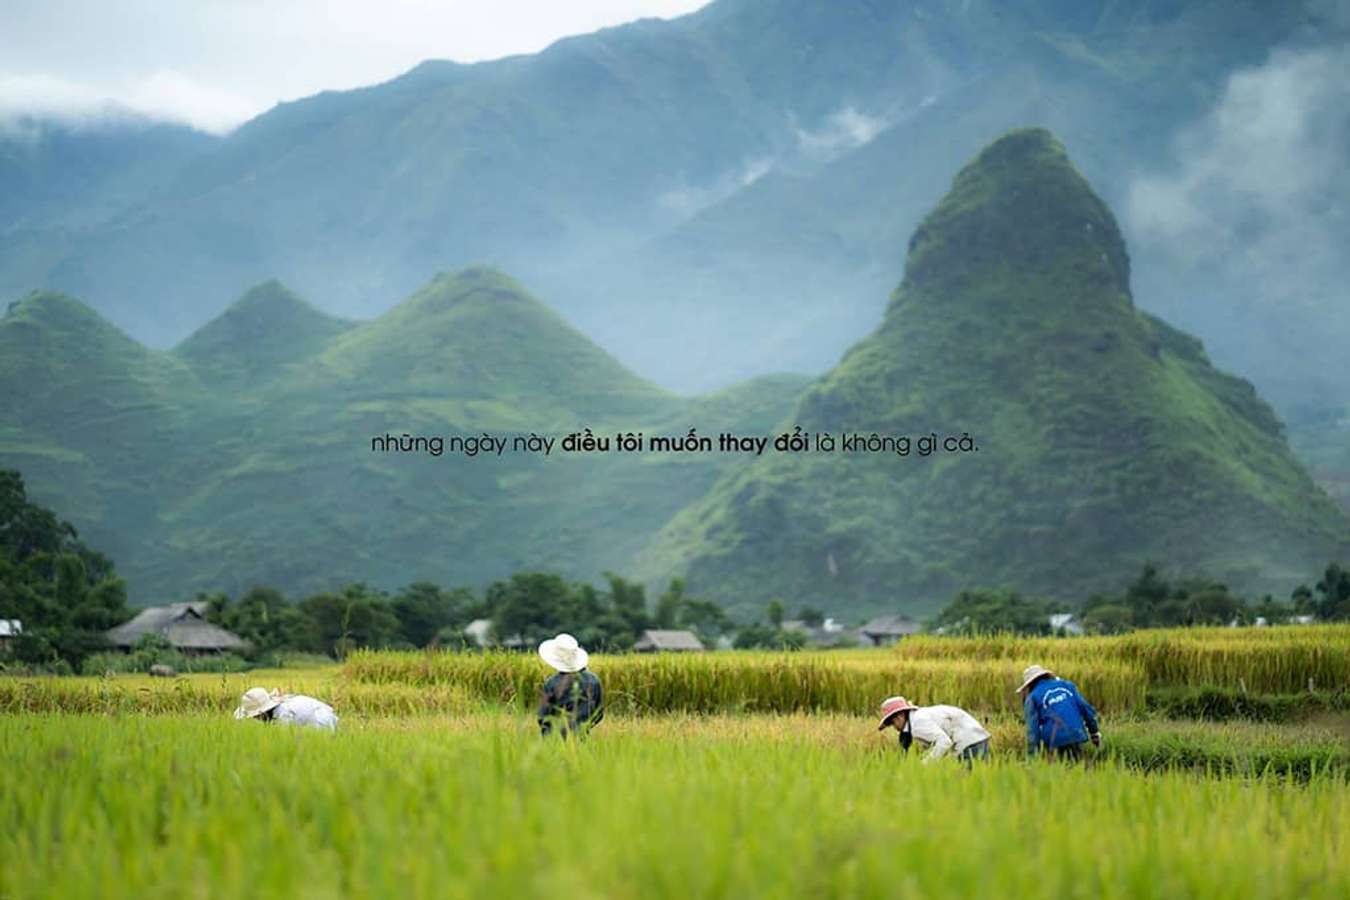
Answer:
[234, 687, 338, 731]
[877, 696, 991, 765]
[1018, 665, 1100, 760]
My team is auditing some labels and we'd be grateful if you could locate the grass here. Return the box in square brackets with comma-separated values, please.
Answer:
[1, 713, 1347, 899]
[4, 625, 1347, 897]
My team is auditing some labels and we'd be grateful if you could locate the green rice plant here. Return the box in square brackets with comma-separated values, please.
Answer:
[1, 714, 1346, 899]
[0, 672, 473, 717]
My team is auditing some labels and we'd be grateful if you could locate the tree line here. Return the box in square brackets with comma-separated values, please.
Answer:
[3, 468, 1347, 671]
[931, 562, 1350, 635]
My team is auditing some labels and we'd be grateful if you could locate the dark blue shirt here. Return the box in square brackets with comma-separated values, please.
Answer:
[1024, 678, 1099, 754]
[537, 669, 604, 738]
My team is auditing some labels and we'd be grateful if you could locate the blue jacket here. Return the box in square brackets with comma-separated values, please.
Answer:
[1024, 678, 1099, 754]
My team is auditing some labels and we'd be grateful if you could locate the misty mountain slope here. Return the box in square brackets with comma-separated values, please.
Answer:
[0, 272, 807, 601]
[175, 280, 355, 389]
[638, 129, 1350, 618]
[0, 291, 204, 569]
[0, 115, 215, 232]
[12, 0, 1333, 373]
[559, 0, 1342, 391]
[298, 268, 681, 426]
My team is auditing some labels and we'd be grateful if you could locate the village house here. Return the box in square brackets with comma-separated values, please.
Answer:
[105, 602, 246, 654]
[1048, 613, 1085, 636]
[634, 629, 706, 652]
[782, 617, 858, 648]
[859, 614, 922, 647]
[0, 619, 21, 652]
[462, 618, 525, 648]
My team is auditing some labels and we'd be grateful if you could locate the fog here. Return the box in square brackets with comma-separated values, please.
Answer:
[1128, 41, 1350, 415]
[0, 0, 709, 133]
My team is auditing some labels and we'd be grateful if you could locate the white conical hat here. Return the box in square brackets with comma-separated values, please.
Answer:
[233, 687, 282, 719]
[538, 633, 588, 673]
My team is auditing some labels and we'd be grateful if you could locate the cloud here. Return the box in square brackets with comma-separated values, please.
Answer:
[794, 106, 892, 162]
[0, 71, 256, 134]
[657, 157, 775, 218]
[1126, 42, 1350, 394]
[655, 103, 901, 220]
[0, 1, 711, 135]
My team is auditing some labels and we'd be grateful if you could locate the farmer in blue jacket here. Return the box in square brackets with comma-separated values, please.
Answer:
[1018, 665, 1101, 760]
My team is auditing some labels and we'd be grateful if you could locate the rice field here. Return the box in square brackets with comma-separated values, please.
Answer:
[2, 625, 1347, 898]
[342, 649, 1147, 714]
[340, 624, 1350, 715]
[2, 714, 1347, 899]
[893, 624, 1350, 694]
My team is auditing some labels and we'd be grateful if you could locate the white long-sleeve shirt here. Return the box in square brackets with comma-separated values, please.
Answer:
[907, 705, 989, 763]
[272, 694, 338, 731]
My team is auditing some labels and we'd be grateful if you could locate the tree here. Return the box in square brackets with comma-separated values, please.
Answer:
[732, 623, 805, 650]
[933, 588, 1054, 635]
[1313, 562, 1350, 621]
[795, 606, 825, 628]
[1123, 563, 1172, 624]
[1291, 583, 1315, 615]
[678, 598, 733, 647]
[1174, 580, 1242, 626]
[603, 572, 652, 638]
[298, 584, 401, 658]
[765, 599, 784, 629]
[654, 578, 686, 629]
[1252, 594, 1293, 624]
[486, 572, 576, 647]
[392, 582, 473, 647]
[1079, 602, 1133, 635]
[208, 586, 306, 657]
[0, 470, 129, 668]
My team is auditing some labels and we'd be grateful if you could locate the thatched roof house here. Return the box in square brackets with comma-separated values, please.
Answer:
[106, 602, 246, 653]
[860, 614, 922, 647]
[634, 629, 705, 652]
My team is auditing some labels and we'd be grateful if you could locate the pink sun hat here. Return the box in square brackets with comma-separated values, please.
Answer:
[877, 695, 919, 730]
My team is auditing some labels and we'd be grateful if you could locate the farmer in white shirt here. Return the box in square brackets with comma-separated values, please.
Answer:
[877, 696, 990, 765]
[234, 687, 338, 731]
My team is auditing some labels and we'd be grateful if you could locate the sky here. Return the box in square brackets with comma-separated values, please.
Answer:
[0, 0, 710, 133]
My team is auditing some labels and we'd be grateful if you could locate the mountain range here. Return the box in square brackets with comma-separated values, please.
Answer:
[3, 0, 1348, 424]
[3, 128, 1345, 616]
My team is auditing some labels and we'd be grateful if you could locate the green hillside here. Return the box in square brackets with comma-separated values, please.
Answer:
[175, 280, 354, 389]
[0, 271, 805, 602]
[0, 291, 202, 571]
[639, 129, 1350, 618]
[6, 0, 1346, 421]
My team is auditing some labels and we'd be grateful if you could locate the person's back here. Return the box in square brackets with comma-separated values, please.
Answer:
[1025, 678, 1096, 754]
[538, 669, 604, 738]
[902, 703, 991, 763]
[273, 694, 339, 731]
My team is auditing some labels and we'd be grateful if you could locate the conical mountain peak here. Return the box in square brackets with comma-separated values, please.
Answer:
[901, 127, 1130, 302]
[176, 280, 352, 378]
[643, 130, 1348, 617]
[316, 267, 677, 423]
[6, 290, 130, 340]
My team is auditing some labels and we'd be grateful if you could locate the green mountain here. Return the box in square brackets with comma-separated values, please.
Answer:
[5, 0, 1346, 426]
[176, 280, 355, 388]
[639, 129, 1350, 618]
[0, 270, 805, 602]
